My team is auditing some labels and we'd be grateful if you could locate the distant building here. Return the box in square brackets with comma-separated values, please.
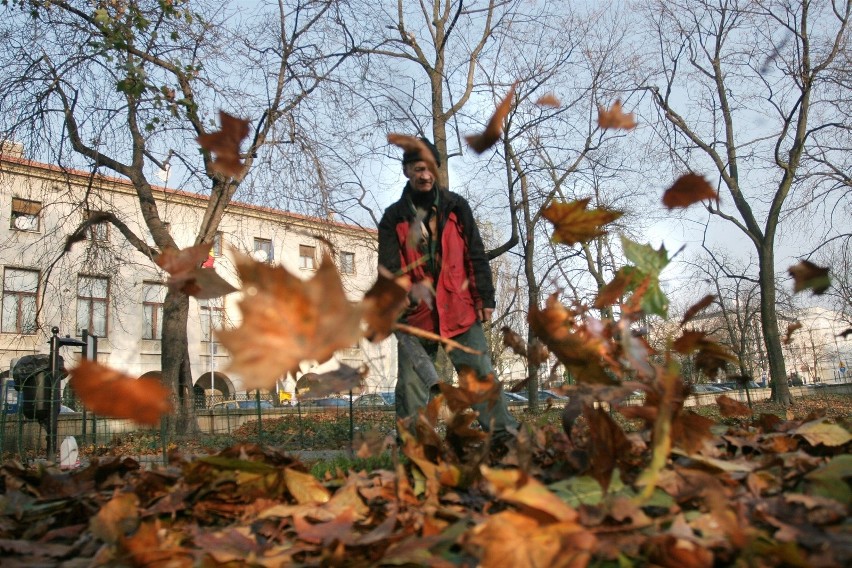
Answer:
[0, 149, 397, 404]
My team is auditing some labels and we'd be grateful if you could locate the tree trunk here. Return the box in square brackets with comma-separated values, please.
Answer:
[525, 248, 540, 413]
[161, 290, 196, 433]
[758, 249, 792, 405]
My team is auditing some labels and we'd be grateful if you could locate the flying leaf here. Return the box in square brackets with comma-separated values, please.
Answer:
[681, 295, 716, 326]
[597, 99, 636, 130]
[784, 321, 803, 345]
[154, 243, 235, 299]
[363, 267, 410, 342]
[501, 326, 527, 357]
[438, 366, 500, 413]
[716, 395, 752, 418]
[216, 252, 363, 391]
[534, 93, 561, 107]
[542, 198, 623, 246]
[593, 268, 636, 309]
[788, 260, 830, 295]
[387, 134, 439, 179]
[465, 82, 516, 153]
[662, 173, 718, 209]
[839, 328, 852, 339]
[69, 360, 172, 426]
[196, 110, 250, 177]
[620, 237, 671, 318]
[294, 364, 365, 399]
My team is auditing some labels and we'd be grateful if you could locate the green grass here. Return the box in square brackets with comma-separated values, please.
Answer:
[307, 452, 399, 479]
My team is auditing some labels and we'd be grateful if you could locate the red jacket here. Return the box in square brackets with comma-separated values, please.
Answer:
[378, 186, 495, 338]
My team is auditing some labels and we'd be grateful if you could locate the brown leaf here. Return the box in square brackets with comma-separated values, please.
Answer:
[438, 366, 501, 413]
[501, 326, 527, 357]
[284, 468, 331, 505]
[155, 243, 211, 281]
[363, 267, 410, 342]
[662, 173, 718, 209]
[543, 198, 623, 246]
[535, 93, 561, 107]
[593, 268, 633, 309]
[788, 260, 831, 295]
[387, 133, 439, 179]
[481, 466, 579, 523]
[716, 394, 752, 418]
[295, 364, 365, 399]
[643, 534, 714, 568]
[89, 492, 139, 544]
[597, 99, 637, 130]
[179, 266, 238, 300]
[584, 406, 631, 492]
[672, 330, 706, 354]
[216, 252, 363, 390]
[784, 321, 803, 345]
[196, 110, 250, 177]
[529, 340, 550, 367]
[680, 294, 716, 326]
[465, 82, 516, 153]
[69, 360, 172, 426]
[838, 328, 852, 339]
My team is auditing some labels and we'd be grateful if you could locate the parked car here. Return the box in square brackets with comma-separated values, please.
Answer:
[537, 390, 569, 402]
[692, 384, 726, 394]
[353, 392, 395, 408]
[298, 397, 349, 408]
[212, 400, 274, 410]
[502, 391, 529, 406]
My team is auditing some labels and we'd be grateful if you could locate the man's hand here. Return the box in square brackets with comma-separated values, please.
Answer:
[478, 308, 494, 323]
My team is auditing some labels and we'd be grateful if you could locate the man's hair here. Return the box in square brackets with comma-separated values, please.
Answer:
[402, 137, 441, 167]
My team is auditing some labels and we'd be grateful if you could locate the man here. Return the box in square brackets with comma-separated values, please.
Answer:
[378, 137, 518, 442]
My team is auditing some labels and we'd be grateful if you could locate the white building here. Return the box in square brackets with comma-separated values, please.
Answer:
[0, 148, 397, 403]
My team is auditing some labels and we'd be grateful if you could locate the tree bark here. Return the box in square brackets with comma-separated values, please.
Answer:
[161, 290, 194, 432]
[758, 248, 792, 404]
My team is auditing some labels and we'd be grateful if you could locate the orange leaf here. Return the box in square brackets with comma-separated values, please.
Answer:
[387, 133, 439, 180]
[363, 267, 410, 342]
[534, 93, 561, 107]
[593, 268, 634, 309]
[716, 394, 752, 418]
[662, 173, 718, 209]
[680, 294, 716, 326]
[784, 321, 803, 345]
[438, 366, 501, 413]
[501, 326, 527, 357]
[216, 252, 363, 390]
[196, 111, 250, 177]
[69, 360, 172, 426]
[155, 243, 211, 279]
[294, 364, 365, 399]
[465, 82, 516, 154]
[542, 198, 623, 246]
[673, 330, 707, 354]
[788, 260, 831, 295]
[597, 99, 636, 130]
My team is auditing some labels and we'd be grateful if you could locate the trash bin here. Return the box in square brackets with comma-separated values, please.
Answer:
[12, 354, 66, 421]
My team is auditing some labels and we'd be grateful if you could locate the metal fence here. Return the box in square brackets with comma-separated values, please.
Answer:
[2, 379, 851, 465]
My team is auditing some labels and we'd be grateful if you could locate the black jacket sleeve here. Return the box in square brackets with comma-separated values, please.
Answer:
[377, 207, 402, 274]
[454, 195, 496, 309]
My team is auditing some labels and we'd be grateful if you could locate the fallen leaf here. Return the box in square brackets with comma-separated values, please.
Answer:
[69, 360, 172, 426]
[680, 295, 716, 326]
[363, 267, 410, 342]
[387, 133, 439, 179]
[535, 93, 561, 107]
[284, 468, 331, 505]
[794, 419, 852, 447]
[788, 260, 831, 295]
[197, 110, 250, 177]
[89, 492, 139, 544]
[784, 321, 803, 344]
[481, 466, 579, 523]
[597, 99, 636, 130]
[465, 82, 516, 153]
[716, 394, 752, 418]
[438, 366, 500, 413]
[643, 534, 714, 568]
[662, 173, 718, 209]
[542, 198, 623, 246]
[216, 252, 363, 390]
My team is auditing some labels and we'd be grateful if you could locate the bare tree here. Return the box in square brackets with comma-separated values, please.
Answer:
[640, 0, 851, 404]
[0, 0, 356, 425]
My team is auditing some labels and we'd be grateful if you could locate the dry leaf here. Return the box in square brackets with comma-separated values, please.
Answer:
[501, 326, 527, 357]
[465, 82, 516, 153]
[69, 360, 172, 426]
[535, 93, 561, 107]
[784, 321, 803, 345]
[387, 134, 439, 180]
[197, 111, 250, 177]
[662, 174, 718, 209]
[542, 198, 623, 246]
[363, 267, 410, 342]
[838, 328, 852, 339]
[89, 492, 140, 544]
[716, 394, 752, 418]
[155, 244, 236, 299]
[438, 366, 501, 413]
[788, 260, 830, 295]
[680, 295, 716, 326]
[597, 99, 636, 130]
[295, 364, 365, 399]
[216, 252, 363, 390]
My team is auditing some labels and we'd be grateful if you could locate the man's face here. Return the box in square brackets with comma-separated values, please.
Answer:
[403, 161, 435, 192]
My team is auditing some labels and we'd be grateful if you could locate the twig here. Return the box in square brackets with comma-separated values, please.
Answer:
[393, 323, 481, 355]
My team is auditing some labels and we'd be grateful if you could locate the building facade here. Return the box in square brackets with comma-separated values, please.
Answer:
[1, 149, 397, 403]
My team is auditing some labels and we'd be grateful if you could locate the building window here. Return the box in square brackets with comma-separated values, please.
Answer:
[212, 232, 223, 256]
[142, 283, 166, 340]
[77, 275, 108, 337]
[1, 268, 38, 334]
[86, 210, 109, 242]
[254, 238, 273, 262]
[10, 198, 41, 232]
[200, 299, 226, 354]
[299, 244, 316, 270]
[340, 251, 355, 275]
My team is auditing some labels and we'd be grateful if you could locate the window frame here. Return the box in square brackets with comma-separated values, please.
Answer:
[254, 237, 274, 263]
[10, 198, 42, 232]
[339, 251, 355, 275]
[76, 275, 109, 338]
[199, 298, 227, 343]
[141, 282, 166, 340]
[86, 210, 109, 242]
[299, 244, 316, 270]
[212, 232, 223, 257]
[1, 267, 39, 335]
